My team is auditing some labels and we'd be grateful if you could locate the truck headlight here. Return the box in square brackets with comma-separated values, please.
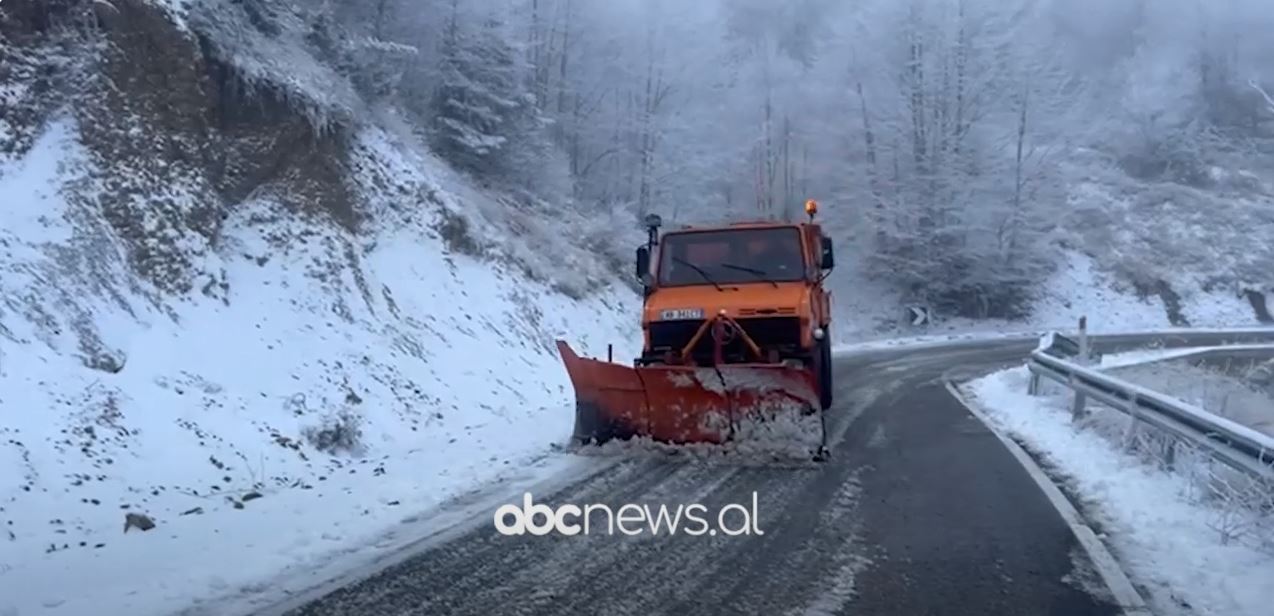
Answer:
[813, 327, 826, 340]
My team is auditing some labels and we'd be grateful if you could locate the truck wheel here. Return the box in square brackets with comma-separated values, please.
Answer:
[818, 334, 833, 410]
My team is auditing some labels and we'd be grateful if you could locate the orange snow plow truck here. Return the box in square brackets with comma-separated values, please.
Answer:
[555, 200, 836, 460]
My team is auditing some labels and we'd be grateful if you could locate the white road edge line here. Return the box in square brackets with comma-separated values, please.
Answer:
[944, 380, 1153, 616]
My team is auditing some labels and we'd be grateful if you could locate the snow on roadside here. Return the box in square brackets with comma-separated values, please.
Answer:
[964, 368, 1274, 616]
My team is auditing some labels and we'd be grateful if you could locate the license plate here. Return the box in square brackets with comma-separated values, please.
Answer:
[660, 308, 704, 321]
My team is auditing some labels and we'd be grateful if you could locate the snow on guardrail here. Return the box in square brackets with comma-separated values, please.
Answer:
[1027, 338, 1274, 481]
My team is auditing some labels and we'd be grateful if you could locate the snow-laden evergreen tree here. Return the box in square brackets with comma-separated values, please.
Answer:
[430, 5, 542, 183]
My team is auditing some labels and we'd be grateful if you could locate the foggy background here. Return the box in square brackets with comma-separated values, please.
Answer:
[315, 0, 1274, 318]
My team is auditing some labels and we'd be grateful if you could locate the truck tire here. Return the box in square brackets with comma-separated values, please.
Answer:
[818, 334, 833, 410]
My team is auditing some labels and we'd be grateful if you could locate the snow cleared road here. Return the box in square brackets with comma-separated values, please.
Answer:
[258, 330, 1274, 616]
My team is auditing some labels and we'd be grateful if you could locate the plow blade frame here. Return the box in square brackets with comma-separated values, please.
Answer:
[556, 341, 822, 447]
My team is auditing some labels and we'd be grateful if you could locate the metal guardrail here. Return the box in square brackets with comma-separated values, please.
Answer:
[1027, 336, 1274, 482]
[1036, 331, 1082, 359]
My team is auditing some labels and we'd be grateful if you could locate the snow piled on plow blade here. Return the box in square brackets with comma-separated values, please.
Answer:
[556, 341, 825, 460]
[692, 366, 823, 448]
[592, 364, 824, 462]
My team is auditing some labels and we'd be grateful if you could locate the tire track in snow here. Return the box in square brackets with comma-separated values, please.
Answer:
[460, 461, 719, 613]
[283, 458, 680, 616]
[794, 477, 870, 616]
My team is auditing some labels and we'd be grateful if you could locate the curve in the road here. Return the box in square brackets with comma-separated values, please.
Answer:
[264, 330, 1274, 616]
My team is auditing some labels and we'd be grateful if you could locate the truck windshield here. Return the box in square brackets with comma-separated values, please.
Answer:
[658, 227, 806, 287]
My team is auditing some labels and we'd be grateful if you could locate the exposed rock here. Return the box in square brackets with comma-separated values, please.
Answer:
[123, 512, 155, 533]
[1244, 289, 1273, 323]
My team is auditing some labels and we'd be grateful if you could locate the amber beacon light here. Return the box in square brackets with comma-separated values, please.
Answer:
[804, 199, 819, 221]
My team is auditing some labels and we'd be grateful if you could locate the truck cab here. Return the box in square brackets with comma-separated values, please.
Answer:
[633, 205, 836, 408]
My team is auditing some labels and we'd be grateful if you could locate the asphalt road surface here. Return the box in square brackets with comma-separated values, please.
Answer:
[271, 331, 1274, 616]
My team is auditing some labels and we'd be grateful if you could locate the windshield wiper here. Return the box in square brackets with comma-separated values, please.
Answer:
[719, 263, 779, 288]
[671, 257, 724, 291]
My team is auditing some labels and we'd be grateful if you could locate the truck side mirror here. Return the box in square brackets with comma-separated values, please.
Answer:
[636, 246, 651, 280]
[820, 237, 834, 270]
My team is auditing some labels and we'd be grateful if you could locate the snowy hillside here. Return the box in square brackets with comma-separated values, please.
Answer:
[0, 115, 637, 614]
[0, 2, 640, 610]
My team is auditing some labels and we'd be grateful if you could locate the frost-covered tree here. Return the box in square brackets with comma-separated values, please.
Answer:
[821, 0, 1073, 317]
[430, 3, 546, 185]
[720, 0, 833, 221]
[225, 0, 1274, 313]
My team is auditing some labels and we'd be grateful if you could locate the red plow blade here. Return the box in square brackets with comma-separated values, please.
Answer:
[556, 341, 826, 458]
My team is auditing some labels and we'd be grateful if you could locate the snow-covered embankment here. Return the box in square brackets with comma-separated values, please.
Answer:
[0, 117, 638, 615]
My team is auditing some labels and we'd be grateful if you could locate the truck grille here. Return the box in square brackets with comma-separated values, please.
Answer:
[647, 317, 803, 362]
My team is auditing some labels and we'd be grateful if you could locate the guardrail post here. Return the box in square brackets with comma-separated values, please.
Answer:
[1070, 391, 1088, 420]
[1028, 369, 1041, 396]
[1078, 316, 1090, 366]
[1068, 374, 1088, 420]
[1121, 392, 1140, 451]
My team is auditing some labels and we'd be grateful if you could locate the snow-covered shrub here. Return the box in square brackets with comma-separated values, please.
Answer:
[339, 36, 418, 101]
[1112, 118, 1216, 188]
[302, 409, 366, 457]
[576, 202, 647, 292]
[433, 204, 487, 258]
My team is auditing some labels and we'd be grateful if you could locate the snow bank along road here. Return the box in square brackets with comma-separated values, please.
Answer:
[266, 331, 1274, 616]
